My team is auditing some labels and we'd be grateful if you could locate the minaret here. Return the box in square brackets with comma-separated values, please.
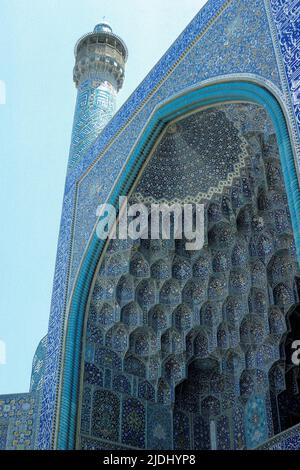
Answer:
[68, 21, 128, 168]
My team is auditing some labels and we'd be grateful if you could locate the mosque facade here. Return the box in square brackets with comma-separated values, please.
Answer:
[1, 0, 300, 451]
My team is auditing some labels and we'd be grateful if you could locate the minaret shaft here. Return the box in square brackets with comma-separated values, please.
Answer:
[68, 22, 127, 169]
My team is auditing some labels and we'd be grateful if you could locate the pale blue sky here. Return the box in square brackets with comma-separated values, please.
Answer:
[0, 0, 207, 394]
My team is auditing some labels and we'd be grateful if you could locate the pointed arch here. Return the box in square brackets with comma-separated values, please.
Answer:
[57, 80, 300, 449]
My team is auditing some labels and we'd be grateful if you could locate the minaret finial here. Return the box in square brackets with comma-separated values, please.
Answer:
[93, 17, 113, 34]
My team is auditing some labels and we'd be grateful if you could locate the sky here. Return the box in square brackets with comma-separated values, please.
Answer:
[0, 0, 207, 394]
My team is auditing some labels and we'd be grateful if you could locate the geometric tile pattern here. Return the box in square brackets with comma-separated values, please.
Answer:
[68, 79, 117, 168]
[269, 0, 300, 157]
[30, 336, 47, 393]
[245, 395, 269, 449]
[258, 422, 300, 450]
[38, 0, 300, 449]
[134, 105, 252, 204]
[0, 393, 41, 450]
[79, 103, 299, 449]
[67, 0, 283, 300]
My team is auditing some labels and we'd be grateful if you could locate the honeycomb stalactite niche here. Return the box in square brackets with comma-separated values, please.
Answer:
[77, 103, 300, 450]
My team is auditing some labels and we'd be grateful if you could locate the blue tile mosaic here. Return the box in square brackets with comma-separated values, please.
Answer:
[37, 0, 300, 449]
[76, 102, 300, 450]
[0, 393, 42, 450]
[245, 395, 269, 449]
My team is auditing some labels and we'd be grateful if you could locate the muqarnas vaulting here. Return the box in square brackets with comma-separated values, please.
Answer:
[2, 0, 300, 451]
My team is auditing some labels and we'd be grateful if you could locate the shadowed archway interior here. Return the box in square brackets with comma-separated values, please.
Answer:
[76, 102, 300, 450]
